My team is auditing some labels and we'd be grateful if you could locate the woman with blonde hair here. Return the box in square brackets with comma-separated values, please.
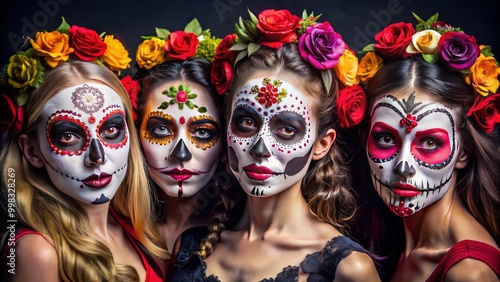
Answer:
[0, 60, 168, 280]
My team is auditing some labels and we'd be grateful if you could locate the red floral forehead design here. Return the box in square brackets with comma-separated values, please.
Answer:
[211, 8, 367, 128]
[359, 12, 500, 133]
[0, 17, 132, 136]
[251, 78, 288, 108]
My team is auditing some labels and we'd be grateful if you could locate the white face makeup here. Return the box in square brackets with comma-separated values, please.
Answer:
[366, 92, 462, 216]
[228, 77, 316, 197]
[37, 83, 129, 205]
[140, 80, 222, 197]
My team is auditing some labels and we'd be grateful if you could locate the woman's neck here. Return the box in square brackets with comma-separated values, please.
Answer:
[240, 182, 314, 241]
[79, 201, 113, 240]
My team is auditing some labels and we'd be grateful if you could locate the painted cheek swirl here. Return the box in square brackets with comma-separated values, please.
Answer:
[367, 122, 401, 163]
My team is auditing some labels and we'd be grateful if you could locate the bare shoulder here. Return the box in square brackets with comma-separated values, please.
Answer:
[445, 258, 499, 282]
[13, 234, 60, 281]
[335, 251, 380, 282]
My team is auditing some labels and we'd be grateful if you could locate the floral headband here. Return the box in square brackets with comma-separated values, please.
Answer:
[358, 13, 500, 133]
[211, 9, 367, 128]
[0, 17, 132, 136]
[135, 19, 221, 70]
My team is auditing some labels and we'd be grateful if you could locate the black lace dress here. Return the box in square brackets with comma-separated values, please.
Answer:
[170, 226, 369, 282]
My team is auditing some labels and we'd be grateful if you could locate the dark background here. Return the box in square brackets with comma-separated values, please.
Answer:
[1, 0, 499, 72]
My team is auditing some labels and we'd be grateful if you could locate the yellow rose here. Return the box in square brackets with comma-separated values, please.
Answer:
[135, 37, 167, 69]
[357, 52, 384, 82]
[7, 54, 40, 91]
[334, 50, 359, 87]
[30, 31, 74, 68]
[465, 54, 500, 96]
[406, 29, 441, 54]
[101, 35, 132, 71]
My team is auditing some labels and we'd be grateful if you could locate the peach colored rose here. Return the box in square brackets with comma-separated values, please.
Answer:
[465, 54, 500, 96]
[357, 52, 384, 82]
[406, 29, 441, 54]
[135, 37, 167, 69]
[334, 49, 359, 87]
[101, 35, 131, 71]
[30, 31, 74, 68]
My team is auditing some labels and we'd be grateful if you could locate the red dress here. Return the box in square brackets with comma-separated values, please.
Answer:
[2, 209, 164, 282]
[426, 240, 500, 281]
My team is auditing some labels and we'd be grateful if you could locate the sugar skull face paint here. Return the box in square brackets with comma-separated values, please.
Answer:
[228, 77, 316, 197]
[36, 83, 129, 205]
[140, 80, 222, 197]
[367, 92, 462, 216]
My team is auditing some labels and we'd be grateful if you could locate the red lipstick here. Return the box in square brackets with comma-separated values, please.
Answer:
[243, 164, 277, 181]
[82, 172, 112, 189]
[393, 182, 420, 197]
[162, 168, 199, 181]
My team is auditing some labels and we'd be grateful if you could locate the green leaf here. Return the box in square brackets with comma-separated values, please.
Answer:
[158, 102, 169, 109]
[235, 27, 252, 43]
[234, 50, 248, 65]
[187, 93, 197, 99]
[99, 31, 106, 38]
[178, 103, 184, 110]
[480, 45, 495, 58]
[302, 10, 308, 19]
[185, 100, 194, 109]
[426, 13, 439, 26]
[247, 8, 259, 24]
[422, 53, 438, 64]
[162, 89, 169, 94]
[17, 92, 30, 107]
[198, 106, 207, 113]
[360, 44, 375, 53]
[247, 42, 261, 56]
[184, 18, 202, 35]
[411, 12, 425, 25]
[178, 84, 184, 91]
[56, 17, 70, 34]
[167, 91, 176, 98]
[321, 70, 332, 95]
[156, 27, 170, 39]
[186, 85, 192, 92]
[24, 48, 35, 58]
[230, 43, 248, 51]
[169, 86, 177, 93]
[140, 35, 155, 40]
[169, 99, 176, 104]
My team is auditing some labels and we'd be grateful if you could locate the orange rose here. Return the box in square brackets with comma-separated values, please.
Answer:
[30, 31, 74, 68]
[334, 50, 359, 87]
[357, 52, 384, 82]
[466, 54, 500, 96]
[101, 35, 131, 71]
[136, 37, 167, 69]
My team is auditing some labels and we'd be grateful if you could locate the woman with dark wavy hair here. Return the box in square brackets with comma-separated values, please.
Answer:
[357, 13, 500, 281]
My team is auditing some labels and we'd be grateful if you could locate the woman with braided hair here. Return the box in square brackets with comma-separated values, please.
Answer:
[169, 8, 379, 281]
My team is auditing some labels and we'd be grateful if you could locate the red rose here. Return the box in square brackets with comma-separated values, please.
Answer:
[68, 25, 107, 61]
[466, 94, 500, 133]
[120, 75, 140, 121]
[374, 22, 415, 60]
[0, 94, 24, 135]
[336, 85, 367, 128]
[215, 34, 237, 62]
[257, 9, 301, 49]
[165, 31, 199, 60]
[211, 58, 233, 95]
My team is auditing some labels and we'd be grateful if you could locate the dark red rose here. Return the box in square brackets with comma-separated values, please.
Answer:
[0, 94, 24, 135]
[336, 85, 367, 128]
[374, 22, 415, 60]
[257, 9, 301, 49]
[215, 34, 237, 62]
[165, 31, 199, 60]
[466, 94, 500, 133]
[211, 58, 233, 95]
[120, 75, 140, 121]
[68, 25, 107, 61]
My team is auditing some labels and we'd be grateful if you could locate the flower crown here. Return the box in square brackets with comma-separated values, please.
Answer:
[0, 17, 132, 136]
[358, 12, 500, 133]
[211, 8, 367, 128]
[135, 19, 221, 70]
